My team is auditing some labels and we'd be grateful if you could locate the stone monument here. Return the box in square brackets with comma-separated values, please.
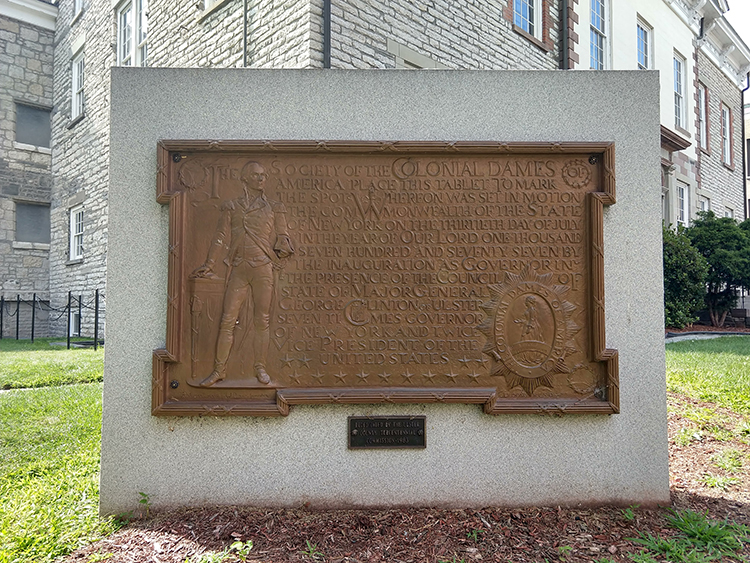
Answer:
[102, 69, 668, 513]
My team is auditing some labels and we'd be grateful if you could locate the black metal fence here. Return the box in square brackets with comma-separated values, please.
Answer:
[0, 290, 105, 349]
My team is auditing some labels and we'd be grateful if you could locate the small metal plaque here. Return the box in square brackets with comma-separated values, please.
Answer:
[348, 416, 426, 449]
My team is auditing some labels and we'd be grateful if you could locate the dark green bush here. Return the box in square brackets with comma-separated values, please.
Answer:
[663, 224, 708, 329]
[687, 212, 750, 327]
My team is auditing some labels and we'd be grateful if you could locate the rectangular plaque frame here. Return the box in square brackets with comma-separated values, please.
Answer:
[153, 140, 619, 417]
[348, 416, 427, 449]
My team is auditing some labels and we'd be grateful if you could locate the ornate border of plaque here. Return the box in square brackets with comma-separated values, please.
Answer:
[152, 141, 619, 417]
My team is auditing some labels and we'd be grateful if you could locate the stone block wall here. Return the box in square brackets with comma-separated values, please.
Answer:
[48, 0, 111, 336]
[696, 50, 746, 219]
[47, 0, 563, 338]
[0, 296, 50, 339]
[0, 12, 53, 335]
[330, 0, 560, 69]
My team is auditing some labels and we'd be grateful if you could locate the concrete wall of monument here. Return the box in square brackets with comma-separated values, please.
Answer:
[0, 13, 53, 337]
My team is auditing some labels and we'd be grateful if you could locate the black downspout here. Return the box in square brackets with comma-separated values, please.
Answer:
[560, 0, 569, 70]
[323, 0, 331, 69]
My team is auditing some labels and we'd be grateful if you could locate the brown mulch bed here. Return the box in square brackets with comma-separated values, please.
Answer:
[58, 392, 750, 563]
[666, 324, 750, 334]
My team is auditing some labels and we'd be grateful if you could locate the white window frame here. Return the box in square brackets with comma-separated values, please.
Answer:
[590, 0, 607, 70]
[71, 50, 84, 120]
[69, 204, 84, 260]
[725, 207, 734, 219]
[636, 18, 652, 70]
[698, 83, 708, 151]
[116, 0, 148, 67]
[514, 0, 542, 39]
[720, 103, 731, 166]
[676, 181, 688, 226]
[698, 195, 710, 213]
[673, 53, 686, 130]
[70, 311, 81, 337]
[73, 0, 83, 19]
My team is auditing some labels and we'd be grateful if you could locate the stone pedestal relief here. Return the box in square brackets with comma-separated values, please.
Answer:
[152, 141, 618, 416]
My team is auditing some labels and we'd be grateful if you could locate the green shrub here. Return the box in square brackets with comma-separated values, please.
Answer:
[663, 224, 708, 329]
[686, 212, 750, 327]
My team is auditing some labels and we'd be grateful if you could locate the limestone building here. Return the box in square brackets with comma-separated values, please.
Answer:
[1, 0, 749, 337]
[0, 0, 56, 337]
[570, 0, 749, 226]
[47, 0, 565, 336]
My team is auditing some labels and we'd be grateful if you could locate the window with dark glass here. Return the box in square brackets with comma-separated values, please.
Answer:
[15, 202, 51, 244]
[15, 103, 51, 148]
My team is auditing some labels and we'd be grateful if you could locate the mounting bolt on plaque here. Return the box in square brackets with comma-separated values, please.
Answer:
[589, 155, 598, 165]
[170, 380, 179, 389]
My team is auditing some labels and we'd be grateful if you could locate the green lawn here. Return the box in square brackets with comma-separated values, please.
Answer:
[0, 337, 748, 563]
[666, 336, 750, 414]
[0, 384, 121, 563]
[0, 338, 104, 390]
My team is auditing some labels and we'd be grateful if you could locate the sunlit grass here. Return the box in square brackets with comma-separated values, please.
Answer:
[0, 384, 121, 563]
[0, 338, 104, 389]
[666, 336, 750, 413]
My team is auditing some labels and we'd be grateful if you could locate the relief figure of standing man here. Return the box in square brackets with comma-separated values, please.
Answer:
[191, 161, 293, 386]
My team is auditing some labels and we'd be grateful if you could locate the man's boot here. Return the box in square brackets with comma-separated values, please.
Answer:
[255, 363, 270, 385]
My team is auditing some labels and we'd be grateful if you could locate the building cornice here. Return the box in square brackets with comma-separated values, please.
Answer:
[0, 0, 56, 30]
[661, 125, 692, 152]
[697, 15, 750, 88]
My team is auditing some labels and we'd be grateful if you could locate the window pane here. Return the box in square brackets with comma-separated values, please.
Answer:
[591, 30, 604, 69]
[591, 0, 604, 33]
[16, 203, 51, 244]
[698, 85, 707, 149]
[637, 25, 648, 69]
[514, 0, 534, 35]
[15, 103, 51, 148]
[119, 6, 133, 65]
[673, 57, 683, 128]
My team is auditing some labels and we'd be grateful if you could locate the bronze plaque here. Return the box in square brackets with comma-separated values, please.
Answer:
[153, 141, 618, 416]
[348, 416, 426, 449]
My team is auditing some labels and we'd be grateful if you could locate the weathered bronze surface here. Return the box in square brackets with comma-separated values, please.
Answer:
[348, 416, 426, 449]
[153, 141, 618, 417]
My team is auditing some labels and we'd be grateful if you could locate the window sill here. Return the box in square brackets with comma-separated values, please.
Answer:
[512, 24, 551, 53]
[699, 146, 710, 157]
[198, 0, 233, 22]
[675, 125, 691, 139]
[12, 241, 50, 251]
[66, 257, 84, 266]
[722, 161, 734, 171]
[67, 114, 85, 129]
[72, 9, 83, 25]
[13, 141, 51, 155]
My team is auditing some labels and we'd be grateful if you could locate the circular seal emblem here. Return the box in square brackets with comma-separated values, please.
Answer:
[561, 159, 591, 189]
[479, 266, 579, 396]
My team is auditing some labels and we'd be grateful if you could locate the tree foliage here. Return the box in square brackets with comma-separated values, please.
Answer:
[686, 211, 750, 327]
[663, 224, 708, 328]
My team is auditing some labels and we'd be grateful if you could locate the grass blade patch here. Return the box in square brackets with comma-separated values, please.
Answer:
[0, 384, 121, 563]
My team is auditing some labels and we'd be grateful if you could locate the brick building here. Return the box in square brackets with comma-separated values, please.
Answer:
[0, 0, 56, 337]
[1, 0, 749, 337]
